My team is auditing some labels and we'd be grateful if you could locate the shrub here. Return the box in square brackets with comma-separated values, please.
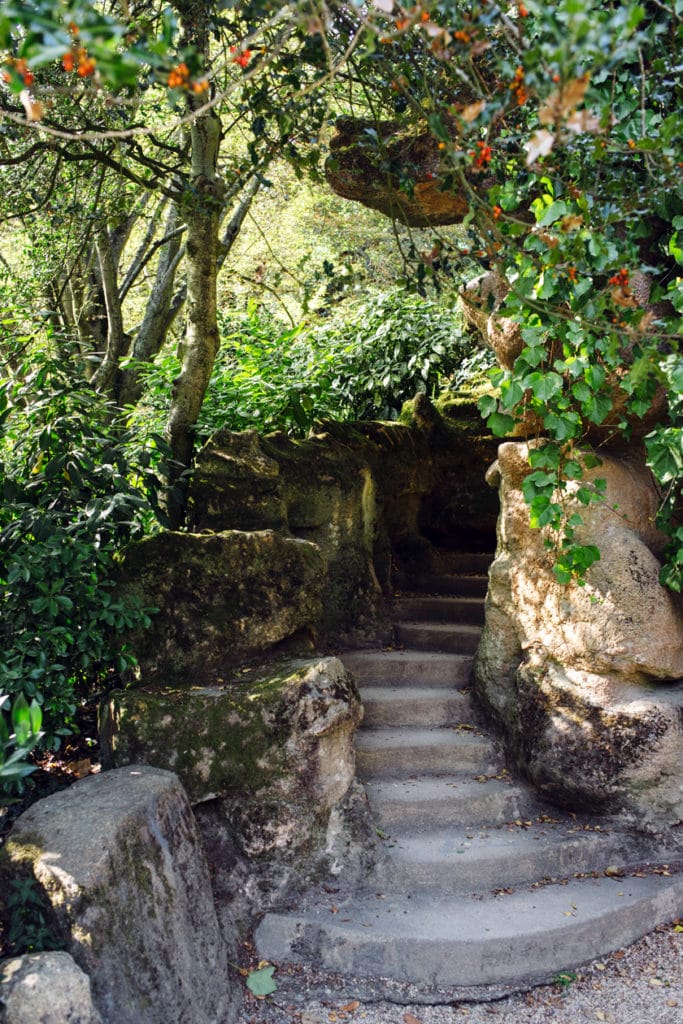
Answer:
[0, 349, 161, 744]
[132, 290, 473, 439]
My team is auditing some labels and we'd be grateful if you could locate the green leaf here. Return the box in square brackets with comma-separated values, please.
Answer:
[11, 694, 31, 745]
[246, 966, 277, 997]
[537, 201, 570, 227]
[487, 412, 516, 436]
[477, 395, 498, 418]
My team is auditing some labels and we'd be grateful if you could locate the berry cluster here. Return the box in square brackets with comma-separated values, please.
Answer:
[230, 47, 252, 69]
[2, 58, 34, 86]
[509, 66, 527, 106]
[608, 268, 629, 288]
[470, 140, 492, 168]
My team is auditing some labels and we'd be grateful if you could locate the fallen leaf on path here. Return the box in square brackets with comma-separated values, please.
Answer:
[403, 1014, 423, 1024]
[246, 965, 277, 997]
[340, 1001, 360, 1012]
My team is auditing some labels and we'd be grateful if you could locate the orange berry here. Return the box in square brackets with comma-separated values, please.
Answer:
[62, 52, 75, 72]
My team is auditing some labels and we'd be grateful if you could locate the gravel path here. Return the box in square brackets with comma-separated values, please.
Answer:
[238, 923, 682, 1024]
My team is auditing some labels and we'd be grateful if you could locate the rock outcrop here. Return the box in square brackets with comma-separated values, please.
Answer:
[117, 405, 498, 686]
[475, 441, 683, 830]
[117, 528, 325, 686]
[4, 767, 238, 1024]
[324, 118, 474, 227]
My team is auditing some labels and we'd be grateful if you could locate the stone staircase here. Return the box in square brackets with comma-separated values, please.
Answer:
[255, 552, 683, 1002]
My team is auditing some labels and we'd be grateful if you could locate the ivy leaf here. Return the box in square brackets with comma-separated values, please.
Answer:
[246, 965, 277, 997]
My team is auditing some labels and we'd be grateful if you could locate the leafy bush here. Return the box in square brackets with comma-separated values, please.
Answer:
[0, 348, 162, 744]
[132, 291, 472, 439]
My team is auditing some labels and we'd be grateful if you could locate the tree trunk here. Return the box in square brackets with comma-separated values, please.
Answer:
[118, 204, 186, 407]
[90, 230, 130, 395]
[165, 104, 224, 527]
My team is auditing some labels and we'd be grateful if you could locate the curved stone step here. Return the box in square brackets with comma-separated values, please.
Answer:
[360, 686, 477, 728]
[255, 872, 683, 996]
[342, 649, 473, 689]
[380, 822, 658, 893]
[356, 727, 500, 778]
[393, 596, 485, 625]
[365, 775, 526, 829]
[394, 621, 482, 654]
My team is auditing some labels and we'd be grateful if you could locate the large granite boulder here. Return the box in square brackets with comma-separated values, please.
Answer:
[117, 529, 325, 685]
[1, 952, 102, 1024]
[475, 441, 683, 830]
[100, 658, 376, 926]
[4, 767, 238, 1024]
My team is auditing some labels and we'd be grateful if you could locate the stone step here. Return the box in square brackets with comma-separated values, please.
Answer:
[365, 775, 528, 829]
[360, 687, 477, 729]
[356, 728, 500, 779]
[408, 574, 489, 598]
[394, 621, 482, 654]
[255, 872, 683, 996]
[379, 822, 655, 894]
[341, 650, 474, 689]
[430, 551, 493, 575]
[392, 596, 485, 625]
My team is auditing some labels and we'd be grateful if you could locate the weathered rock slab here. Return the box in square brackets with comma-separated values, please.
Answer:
[1, 952, 102, 1024]
[5, 767, 238, 1024]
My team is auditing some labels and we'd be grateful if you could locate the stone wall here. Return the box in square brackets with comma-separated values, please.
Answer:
[475, 441, 683, 831]
[118, 396, 498, 686]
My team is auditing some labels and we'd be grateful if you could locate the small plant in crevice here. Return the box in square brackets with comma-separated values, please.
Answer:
[3, 875, 63, 955]
[0, 693, 43, 800]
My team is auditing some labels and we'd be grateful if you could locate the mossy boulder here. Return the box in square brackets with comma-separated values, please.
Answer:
[189, 428, 382, 636]
[100, 657, 361, 808]
[99, 658, 372, 915]
[117, 529, 325, 685]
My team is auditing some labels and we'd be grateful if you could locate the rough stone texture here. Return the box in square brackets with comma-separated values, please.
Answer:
[475, 440, 683, 830]
[460, 269, 523, 372]
[117, 528, 325, 685]
[188, 429, 382, 636]
[324, 118, 475, 227]
[5, 767, 238, 1024]
[100, 659, 375, 924]
[1, 952, 102, 1024]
